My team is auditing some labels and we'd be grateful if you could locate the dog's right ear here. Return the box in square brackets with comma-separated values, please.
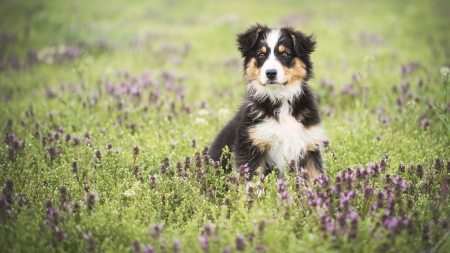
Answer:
[237, 24, 266, 56]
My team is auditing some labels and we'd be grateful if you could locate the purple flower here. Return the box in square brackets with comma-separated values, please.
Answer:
[352, 72, 361, 83]
[392, 176, 407, 194]
[213, 161, 220, 170]
[148, 223, 164, 239]
[258, 220, 265, 233]
[199, 235, 208, 252]
[131, 241, 140, 252]
[45, 87, 56, 99]
[434, 159, 444, 171]
[238, 164, 249, 180]
[86, 194, 96, 210]
[203, 224, 214, 237]
[398, 163, 405, 173]
[364, 185, 374, 198]
[396, 96, 404, 109]
[440, 179, 448, 200]
[190, 139, 197, 148]
[72, 136, 80, 146]
[3, 179, 14, 199]
[94, 150, 102, 161]
[420, 118, 432, 130]
[184, 156, 191, 170]
[383, 217, 399, 232]
[202, 146, 209, 156]
[348, 216, 359, 239]
[416, 164, 424, 179]
[331, 183, 342, 195]
[60, 186, 68, 203]
[288, 160, 297, 174]
[376, 192, 384, 209]
[236, 234, 245, 251]
[277, 179, 286, 193]
[339, 191, 355, 210]
[174, 238, 181, 253]
[175, 162, 182, 172]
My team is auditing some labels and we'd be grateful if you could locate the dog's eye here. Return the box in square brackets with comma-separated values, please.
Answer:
[282, 52, 289, 58]
[258, 53, 265, 59]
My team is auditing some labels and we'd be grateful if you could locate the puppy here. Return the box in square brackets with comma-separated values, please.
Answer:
[209, 24, 326, 179]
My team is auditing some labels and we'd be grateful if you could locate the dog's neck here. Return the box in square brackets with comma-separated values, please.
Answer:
[246, 80, 304, 105]
[245, 83, 307, 120]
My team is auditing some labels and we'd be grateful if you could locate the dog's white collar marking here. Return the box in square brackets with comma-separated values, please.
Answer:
[248, 80, 303, 103]
[249, 100, 325, 177]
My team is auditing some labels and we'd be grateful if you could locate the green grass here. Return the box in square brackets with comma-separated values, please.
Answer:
[1, 0, 450, 252]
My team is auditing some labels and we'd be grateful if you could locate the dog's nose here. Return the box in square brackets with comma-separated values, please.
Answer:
[266, 69, 277, 80]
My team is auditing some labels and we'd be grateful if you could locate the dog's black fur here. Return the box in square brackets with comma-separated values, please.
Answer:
[209, 24, 325, 179]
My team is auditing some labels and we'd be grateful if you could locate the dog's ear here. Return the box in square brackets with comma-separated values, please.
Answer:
[237, 24, 266, 56]
[287, 28, 316, 57]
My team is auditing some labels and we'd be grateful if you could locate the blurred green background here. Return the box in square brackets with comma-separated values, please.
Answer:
[1, 0, 450, 252]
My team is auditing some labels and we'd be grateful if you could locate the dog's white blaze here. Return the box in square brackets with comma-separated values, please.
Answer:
[260, 29, 285, 85]
[249, 100, 325, 176]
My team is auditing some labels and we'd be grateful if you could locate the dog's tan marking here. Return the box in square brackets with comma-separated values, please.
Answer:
[305, 159, 321, 179]
[261, 46, 267, 54]
[278, 45, 285, 53]
[291, 35, 297, 49]
[256, 28, 263, 36]
[283, 58, 307, 86]
[302, 149, 322, 179]
[248, 127, 271, 152]
[306, 143, 321, 151]
[245, 58, 260, 81]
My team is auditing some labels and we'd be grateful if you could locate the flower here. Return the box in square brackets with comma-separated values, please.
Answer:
[195, 117, 208, 125]
[236, 234, 245, 251]
[218, 108, 229, 116]
[148, 223, 164, 239]
[199, 235, 208, 252]
[440, 66, 450, 76]
[198, 109, 210, 116]
[173, 238, 181, 253]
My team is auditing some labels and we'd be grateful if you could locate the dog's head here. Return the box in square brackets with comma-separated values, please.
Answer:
[237, 24, 316, 101]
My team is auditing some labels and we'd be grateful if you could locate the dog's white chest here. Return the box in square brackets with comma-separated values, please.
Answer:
[248, 101, 324, 174]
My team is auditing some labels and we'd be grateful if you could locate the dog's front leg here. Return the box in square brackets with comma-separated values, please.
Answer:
[299, 149, 324, 179]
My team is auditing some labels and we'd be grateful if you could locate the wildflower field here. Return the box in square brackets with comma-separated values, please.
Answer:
[1, 0, 450, 252]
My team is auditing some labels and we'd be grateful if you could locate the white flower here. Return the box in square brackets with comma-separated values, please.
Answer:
[195, 117, 208, 125]
[218, 108, 229, 116]
[364, 55, 374, 62]
[124, 189, 136, 197]
[198, 109, 210, 116]
[440, 66, 450, 77]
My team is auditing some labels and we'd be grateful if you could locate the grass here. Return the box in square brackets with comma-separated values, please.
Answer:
[1, 0, 450, 252]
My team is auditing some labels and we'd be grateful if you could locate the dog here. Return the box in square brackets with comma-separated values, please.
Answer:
[209, 24, 326, 180]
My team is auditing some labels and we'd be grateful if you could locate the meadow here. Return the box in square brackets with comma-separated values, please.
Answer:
[1, 0, 450, 252]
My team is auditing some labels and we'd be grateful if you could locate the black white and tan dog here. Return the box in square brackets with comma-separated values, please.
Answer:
[209, 24, 326, 179]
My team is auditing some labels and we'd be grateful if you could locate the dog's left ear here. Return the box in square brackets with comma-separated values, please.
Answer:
[287, 28, 316, 57]
[237, 23, 267, 56]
